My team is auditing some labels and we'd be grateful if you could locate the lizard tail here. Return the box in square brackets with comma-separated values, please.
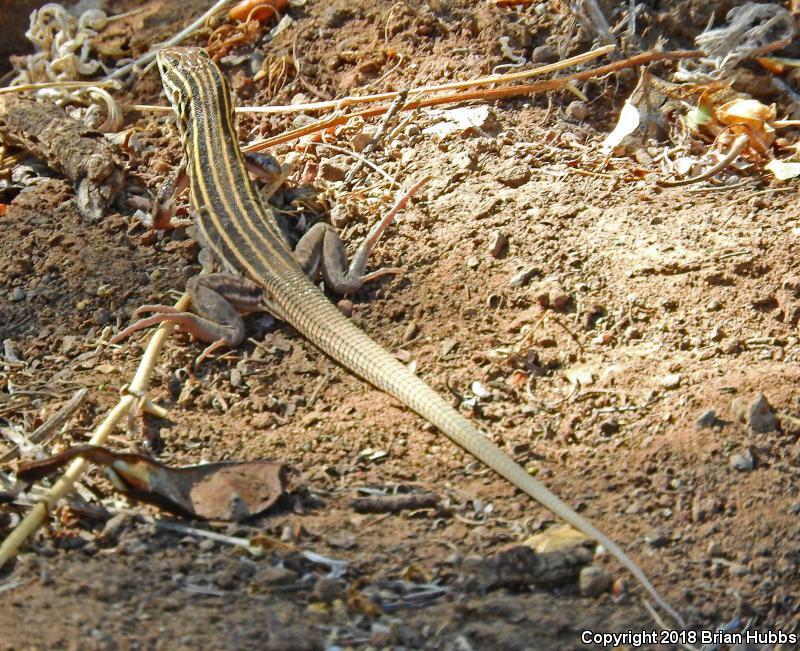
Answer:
[274, 274, 684, 627]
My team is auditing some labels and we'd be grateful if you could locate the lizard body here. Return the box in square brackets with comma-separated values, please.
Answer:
[129, 46, 680, 623]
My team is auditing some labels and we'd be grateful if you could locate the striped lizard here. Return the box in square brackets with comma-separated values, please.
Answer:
[117, 46, 682, 624]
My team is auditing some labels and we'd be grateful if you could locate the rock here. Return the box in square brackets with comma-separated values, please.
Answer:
[310, 576, 344, 603]
[720, 338, 741, 355]
[533, 277, 570, 312]
[61, 335, 78, 355]
[599, 418, 620, 435]
[531, 44, 557, 63]
[695, 409, 719, 429]
[579, 566, 612, 597]
[452, 150, 475, 170]
[10, 287, 25, 302]
[350, 131, 372, 152]
[730, 448, 755, 471]
[508, 268, 538, 288]
[645, 528, 669, 549]
[565, 101, 589, 121]
[625, 326, 642, 341]
[495, 164, 530, 188]
[659, 373, 681, 390]
[92, 307, 111, 326]
[317, 161, 347, 182]
[260, 566, 298, 586]
[337, 299, 353, 317]
[692, 492, 722, 523]
[329, 202, 354, 228]
[707, 541, 724, 558]
[230, 368, 243, 388]
[321, 7, 352, 27]
[749, 394, 777, 432]
[728, 562, 749, 577]
[466, 256, 479, 269]
[489, 232, 508, 258]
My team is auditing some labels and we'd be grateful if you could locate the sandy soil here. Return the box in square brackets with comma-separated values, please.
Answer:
[1, 1, 799, 649]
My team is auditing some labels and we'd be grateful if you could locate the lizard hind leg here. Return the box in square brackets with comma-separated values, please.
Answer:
[293, 221, 401, 296]
[293, 176, 430, 295]
[110, 274, 266, 363]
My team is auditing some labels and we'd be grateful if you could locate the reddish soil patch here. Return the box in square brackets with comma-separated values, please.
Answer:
[1, 1, 798, 649]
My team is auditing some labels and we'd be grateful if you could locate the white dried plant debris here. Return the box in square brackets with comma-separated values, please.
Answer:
[567, 0, 616, 46]
[765, 159, 800, 181]
[12, 3, 109, 86]
[677, 3, 795, 81]
[492, 36, 527, 74]
[421, 106, 494, 139]
[600, 70, 666, 154]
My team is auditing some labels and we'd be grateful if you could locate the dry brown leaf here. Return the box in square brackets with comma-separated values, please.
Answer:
[17, 445, 287, 521]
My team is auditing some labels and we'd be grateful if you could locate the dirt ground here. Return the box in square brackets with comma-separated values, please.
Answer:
[1, 1, 799, 649]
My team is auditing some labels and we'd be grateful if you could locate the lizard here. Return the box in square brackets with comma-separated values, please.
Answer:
[115, 46, 682, 625]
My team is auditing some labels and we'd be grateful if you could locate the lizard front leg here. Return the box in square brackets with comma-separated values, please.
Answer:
[112, 274, 267, 363]
[147, 159, 193, 230]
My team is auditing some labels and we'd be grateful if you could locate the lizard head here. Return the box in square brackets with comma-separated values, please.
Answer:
[155, 47, 235, 141]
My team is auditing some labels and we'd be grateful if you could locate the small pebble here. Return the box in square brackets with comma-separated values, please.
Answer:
[565, 101, 589, 121]
[659, 373, 681, 390]
[260, 565, 298, 586]
[489, 232, 508, 258]
[645, 527, 669, 548]
[695, 409, 719, 429]
[311, 576, 344, 603]
[730, 448, 755, 471]
[198, 539, 216, 552]
[402, 321, 419, 342]
[92, 308, 111, 326]
[531, 44, 557, 64]
[230, 368, 243, 388]
[744, 394, 777, 433]
[317, 161, 347, 182]
[509, 268, 537, 288]
[599, 419, 620, 435]
[579, 566, 612, 597]
[452, 151, 475, 170]
[625, 326, 642, 341]
[321, 7, 352, 28]
[10, 287, 25, 302]
[466, 256, 479, 268]
[350, 132, 372, 152]
[720, 338, 741, 355]
[728, 562, 749, 577]
[337, 299, 353, 317]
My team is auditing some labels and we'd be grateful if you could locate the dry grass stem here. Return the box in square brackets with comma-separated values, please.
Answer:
[244, 48, 703, 152]
[0, 294, 191, 569]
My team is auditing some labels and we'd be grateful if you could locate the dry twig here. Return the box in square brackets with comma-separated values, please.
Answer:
[0, 294, 190, 569]
[244, 48, 704, 153]
[0, 388, 88, 466]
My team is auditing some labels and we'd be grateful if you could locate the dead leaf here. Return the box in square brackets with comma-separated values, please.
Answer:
[716, 98, 775, 130]
[17, 445, 287, 521]
[523, 524, 589, 553]
[765, 158, 800, 180]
